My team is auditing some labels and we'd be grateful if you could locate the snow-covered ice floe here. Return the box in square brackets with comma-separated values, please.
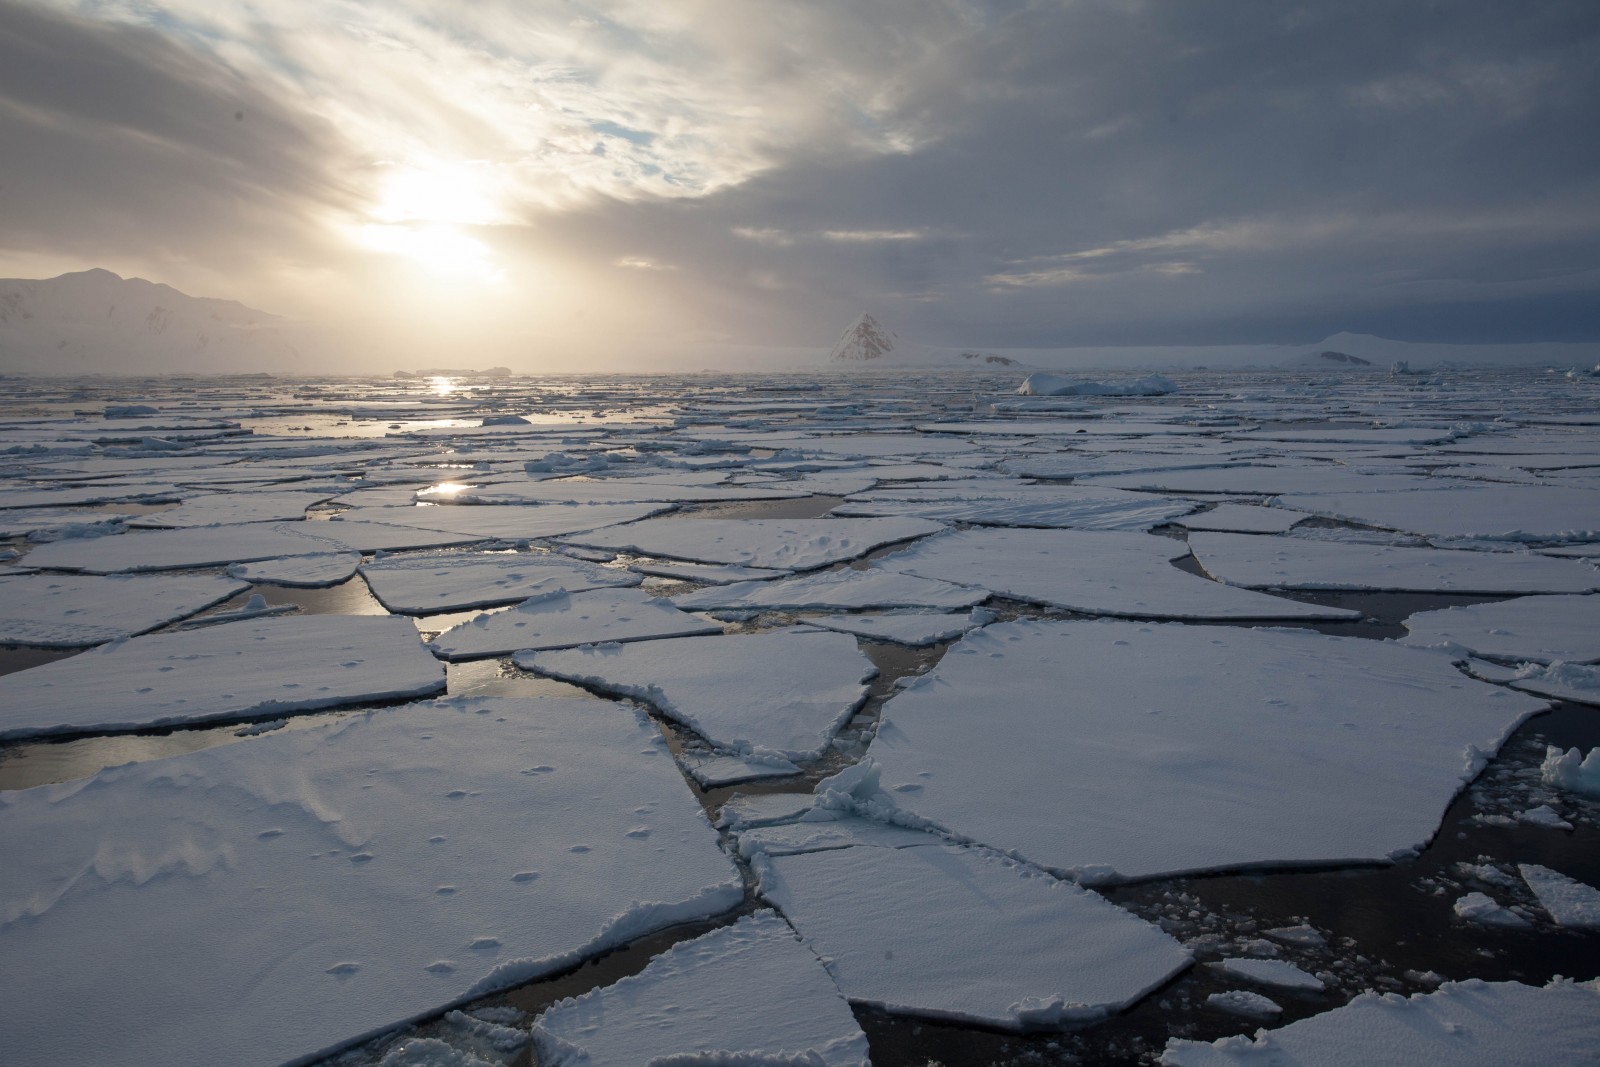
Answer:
[560, 516, 946, 571]
[0, 615, 446, 740]
[800, 611, 982, 646]
[127, 489, 332, 527]
[1211, 957, 1324, 991]
[227, 551, 363, 587]
[519, 629, 874, 761]
[833, 483, 1196, 530]
[530, 912, 870, 1067]
[1174, 504, 1306, 534]
[1400, 594, 1600, 663]
[0, 571, 246, 647]
[1189, 531, 1600, 593]
[1016, 372, 1176, 397]
[1518, 864, 1600, 928]
[360, 551, 638, 614]
[427, 588, 721, 661]
[673, 566, 986, 612]
[1272, 484, 1600, 541]
[745, 827, 1191, 1029]
[828, 620, 1547, 882]
[337, 501, 669, 540]
[1468, 659, 1600, 707]
[678, 750, 802, 787]
[878, 528, 1360, 620]
[0, 696, 743, 1067]
[1161, 978, 1600, 1066]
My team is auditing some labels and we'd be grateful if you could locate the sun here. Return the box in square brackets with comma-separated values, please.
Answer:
[348, 159, 510, 285]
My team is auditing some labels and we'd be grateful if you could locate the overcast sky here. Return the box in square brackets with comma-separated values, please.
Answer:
[2, 0, 1597, 361]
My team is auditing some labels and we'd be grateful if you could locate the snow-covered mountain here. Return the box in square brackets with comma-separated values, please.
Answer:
[0, 269, 314, 375]
[825, 313, 1029, 370]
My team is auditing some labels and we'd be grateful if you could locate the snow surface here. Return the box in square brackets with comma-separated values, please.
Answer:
[360, 551, 639, 614]
[520, 629, 874, 760]
[0, 571, 247, 646]
[830, 620, 1546, 882]
[0, 615, 446, 740]
[1175, 504, 1306, 534]
[752, 838, 1191, 1029]
[1272, 484, 1600, 541]
[800, 611, 981, 646]
[0, 696, 743, 1067]
[561, 516, 946, 571]
[427, 588, 721, 661]
[673, 567, 987, 612]
[337, 502, 668, 539]
[128, 489, 332, 527]
[1162, 979, 1600, 1066]
[679, 751, 802, 787]
[833, 483, 1196, 530]
[1518, 864, 1600, 928]
[1189, 532, 1600, 593]
[626, 559, 792, 584]
[878, 528, 1360, 620]
[1400, 594, 1600, 662]
[530, 912, 870, 1067]
[1205, 990, 1282, 1019]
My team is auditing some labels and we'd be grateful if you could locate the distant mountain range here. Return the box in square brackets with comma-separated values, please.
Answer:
[0, 268, 314, 375]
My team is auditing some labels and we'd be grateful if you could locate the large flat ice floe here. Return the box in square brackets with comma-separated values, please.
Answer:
[127, 489, 332, 527]
[878, 528, 1359, 620]
[359, 551, 639, 614]
[0, 697, 743, 1067]
[0, 615, 446, 740]
[427, 588, 722, 661]
[520, 629, 874, 760]
[673, 566, 987, 612]
[749, 834, 1191, 1029]
[1400, 594, 1600, 663]
[338, 502, 669, 539]
[1161, 978, 1600, 1066]
[833, 483, 1195, 530]
[1518, 864, 1600, 928]
[530, 912, 869, 1067]
[0, 572, 247, 646]
[1273, 484, 1600, 541]
[1189, 532, 1600, 593]
[562, 516, 946, 570]
[835, 620, 1547, 882]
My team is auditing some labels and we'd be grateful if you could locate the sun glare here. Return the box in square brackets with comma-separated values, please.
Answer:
[350, 160, 511, 285]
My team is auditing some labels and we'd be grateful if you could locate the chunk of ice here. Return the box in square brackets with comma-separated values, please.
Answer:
[360, 552, 638, 614]
[1518, 864, 1600, 928]
[674, 567, 986, 612]
[428, 588, 721, 661]
[0, 572, 247, 647]
[561, 516, 946, 571]
[1400, 594, 1600, 663]
[1212, 957, 1325, 991]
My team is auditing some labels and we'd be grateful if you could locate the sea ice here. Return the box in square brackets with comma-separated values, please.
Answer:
[1212, 957, 1323, 991]
[801, 611, 980, 646]
[1452, 892, 1530, 927]
[1518, 864, 1600, 928]
[751, 838, 1191, 1028]
[1174, 504, 1306, 534]
[1540, 745, 1600, 794]
[0, 696, 742, 1067]
[626, 560, 791, 584]
[360, 552, 638, 614]
[453, 480, 808, 505]
[673, 567, 987, 612]
[678, 751, 802, 787]
[0, 572, 247, 646]
[0, 615, 446, 740]
[832, 620, 1546, 881]
[1273, 484, 1600, 541]
[427, 588, 721, 661]
[1162, 979, 1600, 1066]
[530, 912, 870, 1067]
[1189, 532, 1600, 593]
[1400, 594, 1600, 662]
[1502, 661, 1600, 706]
[834, 483, 1195, 530]
[879, 528, 1359, 620]
[228, 552, 363, 587]
[128, 490, 332, 527]
[520, 629, 874, 760]
[338, 502, 669, 540]
[561, 516, 946, 571]
[1206, 990, 1282, 1019]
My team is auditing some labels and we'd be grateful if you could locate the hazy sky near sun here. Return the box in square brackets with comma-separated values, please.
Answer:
[2, 0, 1598, 362]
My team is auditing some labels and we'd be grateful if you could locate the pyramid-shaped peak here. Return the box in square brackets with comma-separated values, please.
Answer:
[829, 312, 895, 362]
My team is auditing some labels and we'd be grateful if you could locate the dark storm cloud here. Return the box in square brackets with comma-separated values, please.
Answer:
[0, 0, 354, 280]
[575, 0, 1600, 345]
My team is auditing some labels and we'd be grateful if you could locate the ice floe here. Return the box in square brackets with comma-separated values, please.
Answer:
[337, 502, 669, 540]
[0, 615, 446, 740]
[1518, 864, 1600, 928]
[1400, 594, 1600, 662]
[0, 572, 247, 646]
[0, 696, 742, 1067]
[228, 551, 363, 587]
[1212, 957, 1324, 991]
[360, 551, 639, 615]
[1189, 532, 1600, 593]
[678, 751, 802, 787]
[1206, 990, 1282, 1019]
[530, 912, 869, 1067]
[673, 567, 987, 612]
[801, 611, 981, 646]
[427, 588, 722, 661]
[562, 516, 946, 571]
[1163, 978, 1600, 1066]
[1174, 504, 1306, 534]
[749, 835, 1191, 1028]
[1472, 660, 1600, 706]
[520, 629, 874, 760]
[1452, 892, 1530, 927]
[879, 528, 1359, 620]
[1273, 484, 1600, 541]
[834, 483, 1196, 530]
[833, 620, 1546, 881]
[127, 489, 332, 527]
[1541, 745, 1600, 794]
